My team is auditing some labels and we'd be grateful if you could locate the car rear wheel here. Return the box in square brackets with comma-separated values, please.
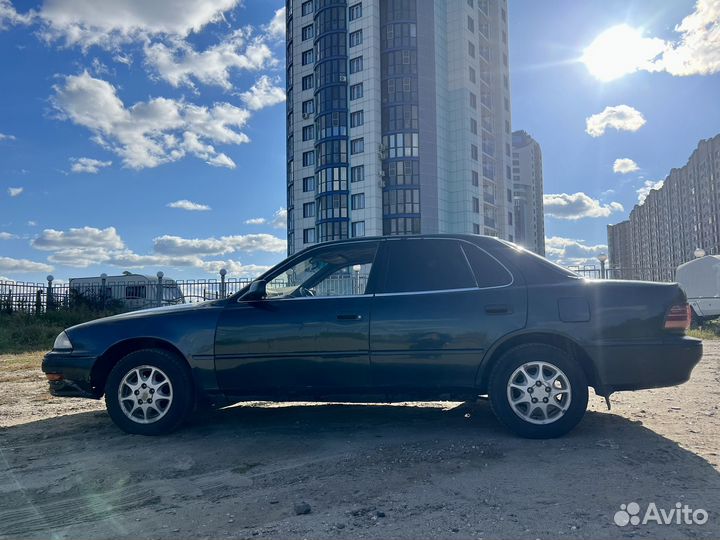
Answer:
[488, 344, 588, 438]
[105, 348, 194, 435]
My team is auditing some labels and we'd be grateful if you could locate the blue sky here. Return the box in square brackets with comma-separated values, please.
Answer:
[0, 0, 719, 282]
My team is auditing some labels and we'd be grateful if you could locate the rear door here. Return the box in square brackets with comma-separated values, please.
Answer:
[369, 238, 526, 391]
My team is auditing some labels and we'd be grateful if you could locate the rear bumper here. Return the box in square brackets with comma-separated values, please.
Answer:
[588, 336, 702, 394]
[42, 352, 98, 398]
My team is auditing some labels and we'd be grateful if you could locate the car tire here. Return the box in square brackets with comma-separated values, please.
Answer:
[105, 348, 194, 435]
[488, 343, 588, 439]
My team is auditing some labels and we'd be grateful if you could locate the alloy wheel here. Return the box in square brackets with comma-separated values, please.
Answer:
[117, 365, 174, 424]
[506, 361, 572, 425]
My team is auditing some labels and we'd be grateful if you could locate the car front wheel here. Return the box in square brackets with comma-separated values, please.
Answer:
[105, 348, 194, 435]
[488, 343, 588, 438]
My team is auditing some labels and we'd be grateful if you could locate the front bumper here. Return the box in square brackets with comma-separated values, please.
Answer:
[588, 336, 703, 394]
[42, 351, 98, 398]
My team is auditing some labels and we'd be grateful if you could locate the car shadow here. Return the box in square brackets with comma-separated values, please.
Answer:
[1, 401, 719, 539]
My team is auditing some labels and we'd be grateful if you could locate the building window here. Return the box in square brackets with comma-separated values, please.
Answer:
[471, 144, 479, 161]
[302, 99, 314, 115]
[350, 83, 363, 100]
[507, 188, 512, 203]
[302, 176, 315, 192]
[350, 110, 364, 128]
[349, 3, 362, 20]
[469, 92, 477, 109]
[302, 150, 315, 167]
[467, 16, 474, 32]
[383, 133, 419, 158]
[351, 193, 365, 210]
[349, 56, 363, 74]
[303, 201, 316, 218]
[351, 164, 365, 183]
[302, 125, 314, 141]
[303, 228, 316, 243]
[301, 1, 313, 16]
[473, 197, 480, 213]
[470, 118, 477, 134]
[472, 170, 479, 186]
[508, 212, 513, 226]
[302, 24, 314, 41]
[468, 41, 475, 58]
[352, 221, 365, 237]
[350, 137, 364, 154]
[301, 49, 314, 65]
[349, 29, 363, 47]
[302, 74, 314, 90]
[469, 66, 476, 83]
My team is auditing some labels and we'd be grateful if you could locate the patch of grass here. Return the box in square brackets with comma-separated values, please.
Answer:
[0, 309, 120, 354]
[0, 352, 44, 382]
[688, 319, 720, 340]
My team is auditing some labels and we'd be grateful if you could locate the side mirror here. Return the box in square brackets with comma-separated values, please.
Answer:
[243, 279, 267, 301]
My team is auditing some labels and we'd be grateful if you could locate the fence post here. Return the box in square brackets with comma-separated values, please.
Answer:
[46, 275, 54, 311]
[100, 273, 107, 310]
[35, 289, 42, 315]
[219, 268, 227, 298]
[156, 271, 164, 307]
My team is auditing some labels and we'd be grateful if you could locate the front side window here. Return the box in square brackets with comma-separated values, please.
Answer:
[381, 240, 477, 294]
[264, 242, 378, 298]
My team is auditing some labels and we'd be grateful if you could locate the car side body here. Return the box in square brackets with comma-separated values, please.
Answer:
[43, 235, 702, 437]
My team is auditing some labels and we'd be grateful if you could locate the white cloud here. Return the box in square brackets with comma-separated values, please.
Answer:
[545, 236, 608, 267]
[0, 0, 35, 30]
[0, 131, 17, 141]
[0, 231, 18, 240]
[271, 207, 287, 229]
[0, 256, 53, 273]
[38, 0, 241, 49]
[613, 158, 640, 174]
[583, 2, 720, 79]
[32, 226, 125, 251]
[265, 7, 285, 39]
[70, 156, 112, 173]
[244, 217, 266, 225]
[586, 105, 646, 137]
[153, 233, 287, 256]
[144, 30, 276, 90]
[166, 199, 211, 211]
[7, 186, 23, 197]
[637, 179, 665, 204]
[544, 192, 624, 220]
[51, 71, 250, 169]
[27, 220, 37, 227]
[199, 259, 271, 277]
[240, 75, 286, 111]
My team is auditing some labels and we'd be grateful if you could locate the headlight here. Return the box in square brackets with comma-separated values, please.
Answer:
[53, 331, 73, 351]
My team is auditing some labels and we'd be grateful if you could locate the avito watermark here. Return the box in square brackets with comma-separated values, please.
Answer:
[614, 502, 709, 527]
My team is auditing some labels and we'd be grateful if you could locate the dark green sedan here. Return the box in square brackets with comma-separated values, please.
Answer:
[43, 235, 702, 438]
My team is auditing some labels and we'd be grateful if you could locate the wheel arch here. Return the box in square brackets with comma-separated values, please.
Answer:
[90, 338, 189, 397]
[476, 331, 599, 394]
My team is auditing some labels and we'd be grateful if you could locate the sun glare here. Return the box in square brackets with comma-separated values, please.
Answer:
[582, 24, 665, 81]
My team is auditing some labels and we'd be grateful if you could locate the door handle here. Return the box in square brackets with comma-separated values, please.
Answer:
[485, 304, 511, 315]
[337, 314, 363, 320]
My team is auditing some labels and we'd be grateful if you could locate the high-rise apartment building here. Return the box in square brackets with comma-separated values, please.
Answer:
[607, 133, 720, 281]
[511, 130, 545, 255]
[606, 220, 633, 279]
[285, 0, 513, 254]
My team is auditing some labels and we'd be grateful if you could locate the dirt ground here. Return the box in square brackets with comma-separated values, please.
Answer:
[1, 345, 719, 540]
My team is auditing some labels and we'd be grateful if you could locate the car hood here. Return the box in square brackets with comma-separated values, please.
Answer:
[65, 300, 220, 333]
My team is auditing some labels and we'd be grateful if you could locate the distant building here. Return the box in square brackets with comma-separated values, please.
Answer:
[285, 0, 514, 254]
[511, 130, 545, 255]
[606, 220, 633, 279]
[607, 133, 720, 281]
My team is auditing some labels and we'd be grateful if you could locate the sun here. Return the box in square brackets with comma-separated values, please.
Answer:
[582, 24, 666, 81]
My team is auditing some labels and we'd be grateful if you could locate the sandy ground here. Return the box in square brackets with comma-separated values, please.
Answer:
[0, 345, 719, 540]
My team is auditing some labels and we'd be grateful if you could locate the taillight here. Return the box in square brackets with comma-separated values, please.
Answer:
[664, 303, 691, 332]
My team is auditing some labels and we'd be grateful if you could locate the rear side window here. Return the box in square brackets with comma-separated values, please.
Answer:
[462, 244, 513, 287]
[382, 239, 476, 293]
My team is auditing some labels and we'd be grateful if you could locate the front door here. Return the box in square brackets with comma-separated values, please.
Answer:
[215, 241, 380, 398]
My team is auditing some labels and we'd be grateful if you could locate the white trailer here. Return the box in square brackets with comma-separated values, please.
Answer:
[676, 255, 720, 322]
[69, 273, 185, 310]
